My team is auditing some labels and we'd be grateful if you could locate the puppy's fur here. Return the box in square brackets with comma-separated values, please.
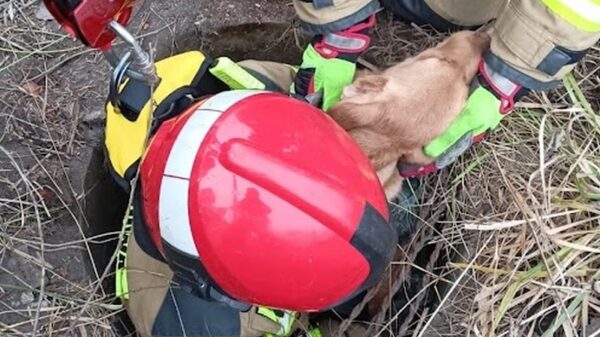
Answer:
[328, 31, 491, 200]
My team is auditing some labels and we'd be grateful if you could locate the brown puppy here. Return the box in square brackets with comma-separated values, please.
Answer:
[328, 31, 491, 200]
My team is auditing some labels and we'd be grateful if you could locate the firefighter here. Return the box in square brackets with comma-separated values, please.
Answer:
[98, 51, 415, 335]
[102, 53, 415, 336]
[292, 0, 600, 176]
[117, 2, 600, 336]
[121, 88, 397, 337]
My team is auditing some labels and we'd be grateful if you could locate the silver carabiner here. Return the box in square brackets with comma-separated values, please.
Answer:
[103, 20, 159, 85]
[108, 51, 132, 111]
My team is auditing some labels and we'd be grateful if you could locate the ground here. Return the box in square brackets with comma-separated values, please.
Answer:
[1, 1, 599, 337]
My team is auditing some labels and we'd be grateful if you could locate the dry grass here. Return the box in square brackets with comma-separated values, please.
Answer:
[1, 1, 121, 336]
[357, 15, 600, 337]
[0, 2, 599, 337]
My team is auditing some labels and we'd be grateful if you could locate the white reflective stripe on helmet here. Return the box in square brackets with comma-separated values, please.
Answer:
[163, 109, 223, 178]
[201, 90, 269, 111]
[159, 177, 197, 256]
[323, 33, 368, 52]
[159, 90, 268, 256]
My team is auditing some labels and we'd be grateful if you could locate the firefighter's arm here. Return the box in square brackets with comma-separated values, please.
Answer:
[401, 0, 600, 177]
[291, 0, 379, 111]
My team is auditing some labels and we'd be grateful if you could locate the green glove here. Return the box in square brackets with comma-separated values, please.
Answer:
[398, 64, 528, 178]
[292, 44, 357, 111]
[424, 86, 503, 157]
[292, 15, 376, 111]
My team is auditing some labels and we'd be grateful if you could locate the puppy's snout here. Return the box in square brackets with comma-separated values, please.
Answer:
[473, 31, 491, 50]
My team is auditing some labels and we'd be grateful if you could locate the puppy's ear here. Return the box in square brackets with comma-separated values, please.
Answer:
[342, 75, 388, 98]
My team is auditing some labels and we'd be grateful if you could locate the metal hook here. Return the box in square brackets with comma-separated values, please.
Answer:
[108, 51, 133, 111]
[103, 20, 159, 85]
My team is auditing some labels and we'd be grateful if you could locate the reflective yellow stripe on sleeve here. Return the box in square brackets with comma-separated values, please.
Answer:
[115, 207, 134, 300]
[542, 0, 600, 32]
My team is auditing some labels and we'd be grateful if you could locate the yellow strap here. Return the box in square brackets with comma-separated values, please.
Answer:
[209, 57, 266, 90]
[105, 51, 208, 178]
[542, 0, 600, 32]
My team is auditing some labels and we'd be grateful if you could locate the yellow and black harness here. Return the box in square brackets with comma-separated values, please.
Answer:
[104, 51, 272, 190]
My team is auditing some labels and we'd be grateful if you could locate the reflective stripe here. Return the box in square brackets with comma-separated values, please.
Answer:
[160, 108, 220, 256]
[163, 110, 221, 178]
[200, 90, 267, 111]
[323, 33, 369, 52]
[481, 60, 521, 112]
[307, 328, 323, 337]
[115, 250, 129, 300]
[115, 207, 134, 300]
[159, 177, 198, 256]
[279, 313, 293, 334]
[210, 57, 266, 90]
[257, 307, 279, 321]
[481, 60, 520, 98]
[159, 90, 264, 257]
[542, 0, 600, 32]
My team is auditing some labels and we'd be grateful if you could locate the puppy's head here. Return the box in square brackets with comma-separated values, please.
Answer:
[328, 30, 491, 164]
[419, 31, 490, 83]
[338, 31, 490, 102]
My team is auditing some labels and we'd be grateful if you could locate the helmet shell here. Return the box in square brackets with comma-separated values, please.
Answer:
[140, 90, 394, 311]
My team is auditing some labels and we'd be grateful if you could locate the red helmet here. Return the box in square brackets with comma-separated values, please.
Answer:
[139, 91, 395, 311]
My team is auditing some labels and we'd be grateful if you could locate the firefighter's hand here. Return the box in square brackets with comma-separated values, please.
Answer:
[292, 15, 375, 111]
[399, 60, 529, 177]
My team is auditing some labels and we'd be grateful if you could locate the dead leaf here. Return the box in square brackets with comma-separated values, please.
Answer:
[19, 81, 43, 97]
[38, 187, 53, 202]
